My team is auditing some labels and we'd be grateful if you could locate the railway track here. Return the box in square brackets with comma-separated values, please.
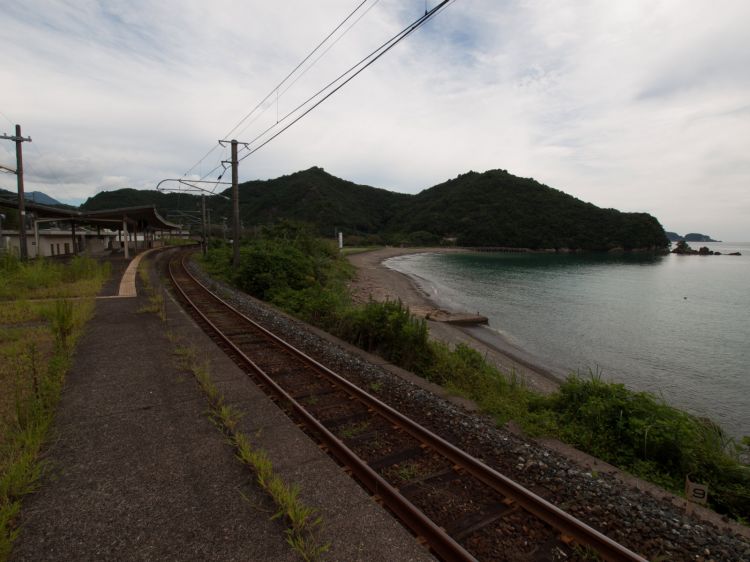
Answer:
[168, 250, 648, 562]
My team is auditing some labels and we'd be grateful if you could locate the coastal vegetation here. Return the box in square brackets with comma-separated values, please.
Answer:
[0, 254, 109, 560]
[83, 166, 669, 251]
[200, 227, 749, 522]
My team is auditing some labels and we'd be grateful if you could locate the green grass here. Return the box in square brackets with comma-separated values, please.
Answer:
[532, 372, 750, 518]
[0, 255, 107, 560]
[338, 421, 370, 439]
[162, 237, 195, 246]
[146, 247, 331, 560]
[136, 260, 166, 319]
[170, 335, 330, 561]
[0, 254, 110, 300]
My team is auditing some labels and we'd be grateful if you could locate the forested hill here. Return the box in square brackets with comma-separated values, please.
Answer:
[232, 167, 409, 234]
[80, 167, 669, 251]
[81, 187, 187, 211]
[390, 169, 669, 250]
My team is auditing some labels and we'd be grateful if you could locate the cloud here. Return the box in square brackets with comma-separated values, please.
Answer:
[1, 0, 749, 240]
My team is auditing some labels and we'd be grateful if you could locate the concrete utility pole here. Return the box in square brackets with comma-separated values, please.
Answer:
[231, 140, 239, 267]
[218, 138, 250, 268]
[1, 125, 32, 260]
[201, 194, 207, 256]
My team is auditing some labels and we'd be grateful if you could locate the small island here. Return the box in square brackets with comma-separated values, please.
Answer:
[671, 240, 741, 256]
[666, 231, 721, 243]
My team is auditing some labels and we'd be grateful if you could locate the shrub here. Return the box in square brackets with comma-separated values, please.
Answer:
[547, 374, 750, 518]
[335, 300, 433, 373]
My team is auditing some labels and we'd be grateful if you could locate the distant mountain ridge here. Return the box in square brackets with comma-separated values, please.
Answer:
[666, 231, 720, 243]
[81, 167, 669, 251]
[0, 189, 63, 206]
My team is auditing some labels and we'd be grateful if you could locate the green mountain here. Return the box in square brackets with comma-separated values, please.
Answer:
[80, 167, 669, 251]
[81, 188, 209, 227]
[388, 169, 668, 250]
[229, 167, 409, 234]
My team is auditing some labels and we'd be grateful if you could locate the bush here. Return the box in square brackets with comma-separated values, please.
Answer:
[335, 300, 433, 373]
[233, 241, 314, 300]
[547, 374, 750, 518]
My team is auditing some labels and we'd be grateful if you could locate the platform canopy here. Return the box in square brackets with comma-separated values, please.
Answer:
[0, 197, 180, 231]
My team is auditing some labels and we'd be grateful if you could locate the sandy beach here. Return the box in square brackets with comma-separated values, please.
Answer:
[347, 247, 561, 394]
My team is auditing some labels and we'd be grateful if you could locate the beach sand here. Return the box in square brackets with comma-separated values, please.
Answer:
[347, 247, 561, 395]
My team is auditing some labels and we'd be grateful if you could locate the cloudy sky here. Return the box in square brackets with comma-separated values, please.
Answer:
[2, 0, 749, 240]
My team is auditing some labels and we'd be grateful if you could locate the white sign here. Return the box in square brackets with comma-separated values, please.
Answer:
[685, 476, 708, 506]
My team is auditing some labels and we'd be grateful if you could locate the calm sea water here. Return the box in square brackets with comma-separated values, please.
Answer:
[385, 242, 750, 439]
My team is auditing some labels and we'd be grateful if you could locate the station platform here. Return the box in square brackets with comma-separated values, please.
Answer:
[11, 249, 433, 561]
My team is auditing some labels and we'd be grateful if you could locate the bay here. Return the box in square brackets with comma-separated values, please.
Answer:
[385, 242, 750, 439]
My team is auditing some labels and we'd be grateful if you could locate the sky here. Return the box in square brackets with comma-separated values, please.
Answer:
[2, 0, 749, 240]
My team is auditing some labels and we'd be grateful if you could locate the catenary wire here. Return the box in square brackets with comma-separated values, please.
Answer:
[231, 0, 383, 142]
[185, 0, 374, 180]
[237, 1, 452, 163]
[234, 3, 442, 157]
[221, 0, 372, 142]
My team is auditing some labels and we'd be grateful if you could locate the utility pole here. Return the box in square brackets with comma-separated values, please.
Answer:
[1, 125, 32, 260]
[231, 140, 239, 267]
[218, 138, 249, 268]
[207, 208, 212, 246]
[201, 194, 207, 256]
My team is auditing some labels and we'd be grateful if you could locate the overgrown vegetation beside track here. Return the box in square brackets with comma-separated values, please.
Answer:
[0, 254, 109, 560]
[138, 255, 329, 560]
[199, 226, 750, 522]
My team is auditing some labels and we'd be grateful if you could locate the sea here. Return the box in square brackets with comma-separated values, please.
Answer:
[385, 242, 750, 439]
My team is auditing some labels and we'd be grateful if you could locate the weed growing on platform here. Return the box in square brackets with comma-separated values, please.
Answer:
[0, 256, 106, 559]
[173, 339, 330, 561]
[136, 260, 166, 319]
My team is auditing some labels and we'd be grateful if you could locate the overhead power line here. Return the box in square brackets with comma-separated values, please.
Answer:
[237, 0, 452, 163]
[183, 0, 374, 180]
[222, 0, 372, 142]
[231, 0, 384, 143]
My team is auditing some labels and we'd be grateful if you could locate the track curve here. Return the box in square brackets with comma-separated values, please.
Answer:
[168, 249, 647, 562]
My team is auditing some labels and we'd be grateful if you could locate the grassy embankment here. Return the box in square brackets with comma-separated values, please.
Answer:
[0, 254, 110, 560]
[200, 224, 750, 523]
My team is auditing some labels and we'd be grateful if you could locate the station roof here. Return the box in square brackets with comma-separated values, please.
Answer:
[0, 197, 180, 231]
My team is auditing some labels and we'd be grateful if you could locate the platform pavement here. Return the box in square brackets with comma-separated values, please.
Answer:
[11, 249, 434, 561]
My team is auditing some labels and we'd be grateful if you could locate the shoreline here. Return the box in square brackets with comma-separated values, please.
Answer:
[346, 247, 561, 395]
